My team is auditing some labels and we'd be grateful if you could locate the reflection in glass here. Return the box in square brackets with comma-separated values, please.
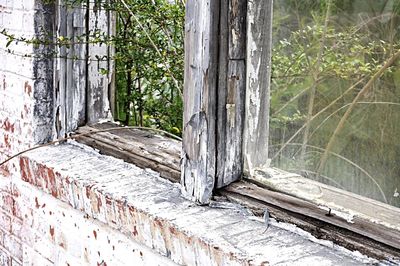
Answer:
[269, 0, 400, 207]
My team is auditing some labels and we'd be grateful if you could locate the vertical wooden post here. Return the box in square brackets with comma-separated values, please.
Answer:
[86, 0, 112, 123]
[182, 0, 249, 204]
[243, 0, 273, 175]
[216, 0, 247, 188]
[54, 0, 87, 137]
[181, 0, 220, 204]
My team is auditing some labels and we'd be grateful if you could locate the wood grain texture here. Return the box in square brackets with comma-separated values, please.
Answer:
[216, 0, 229, 188]
[86, 0, 112, 123]
[181, 0, 220, 204]
[216, 60, 246, 188]
[220, 188, 400, 261]
[76, 123, 400, 260]
[251, 167, 400, 232]
[223, 180, 400, 256]
[216, 0, 246, 188]
[228, 0, 247, 60]
[54, 3, 87, 137]
[76, 123, 181, 182]
[243, 0, 273, 175]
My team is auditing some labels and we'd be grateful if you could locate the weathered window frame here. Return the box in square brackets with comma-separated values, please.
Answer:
[53, 0, 114, 138]
[57, 0, 400, 261]
[180, 0, 400, 260]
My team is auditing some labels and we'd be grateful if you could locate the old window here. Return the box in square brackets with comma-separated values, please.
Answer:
[2, 0, 398, 261]
[181, 0, 400, 260]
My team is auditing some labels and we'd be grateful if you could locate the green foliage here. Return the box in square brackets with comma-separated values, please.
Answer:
[114, 0, 184, 136]
[0, 0, 185, 136]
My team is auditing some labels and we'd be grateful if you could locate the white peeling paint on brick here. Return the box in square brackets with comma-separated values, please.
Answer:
[7, 143, 373, 265]
[4, 173, 179, 265]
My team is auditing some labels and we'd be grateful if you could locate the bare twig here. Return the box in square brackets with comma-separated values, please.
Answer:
[271, 143, 388, 203]
[300, 0, 332, 166]
[272, 77, 365, 161]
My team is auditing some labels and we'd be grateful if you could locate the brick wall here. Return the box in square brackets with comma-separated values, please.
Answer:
[0, 158, 177, 265]
[0, 0, 36, 159]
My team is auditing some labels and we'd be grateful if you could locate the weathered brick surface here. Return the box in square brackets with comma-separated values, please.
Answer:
[0, 158, 178, 265]
[0, 0, 36, 162]
[0, 144, 369, 265]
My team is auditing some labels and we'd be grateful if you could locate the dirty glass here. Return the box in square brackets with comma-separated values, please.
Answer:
[269, 0, 400, 207]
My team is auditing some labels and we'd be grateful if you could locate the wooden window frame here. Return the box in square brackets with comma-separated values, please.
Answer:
[179, 0, 400, 260]
[54, 0, 114, 138]
[71, 0, 400, 261]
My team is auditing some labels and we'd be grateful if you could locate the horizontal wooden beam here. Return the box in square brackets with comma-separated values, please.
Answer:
[76, 123, 181, 182]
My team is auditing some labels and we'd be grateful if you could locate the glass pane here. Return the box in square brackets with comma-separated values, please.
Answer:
[270, 0, 400, 207]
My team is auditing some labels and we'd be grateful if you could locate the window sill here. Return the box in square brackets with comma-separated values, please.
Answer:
[250, 167, 400, 232]
[74, 122, 400, 262]
[17, 143, 374, 265]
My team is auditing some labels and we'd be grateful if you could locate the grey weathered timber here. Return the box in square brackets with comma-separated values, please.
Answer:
[54, 1, 87, 137]
[76, 123, 181, 182]
[243, 0, 273, 175]
[86, 0, 112, 123]
[33, 1, 55, 143]
[216, 0, 247, 188]
[108, 11, 117, 118]
[181, 0, 220, 204]
[216, 0, 229, 187]
[228, 0, 247, 60]
[73, 124, 400, 261]
[222, 182, 400, 260]
[67, 6, 87, 131]
[184, 0, 248, 200]
[54, 2, 68, 138]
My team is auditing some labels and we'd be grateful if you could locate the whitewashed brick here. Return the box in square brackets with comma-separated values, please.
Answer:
[0, 1, 385, 265]
[22, 0, 34, 11]
[0, 247, 10, 266]
[3, 234, 22, 261]
[22, 245, 53, 266]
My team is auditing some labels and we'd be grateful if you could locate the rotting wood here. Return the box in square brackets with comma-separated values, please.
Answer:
[68, 5, 87, 131]
[250, 167, 400, 231]
[108, 9, 116, 118]
[216, 0, 247, 188]
[181, 0, 220, 204]
[224, 181, 400, 251]
[54, 0, 113, 137]
[76, 123, 181, 182]
[216, 60, 246, 188]
[54, 2, 67, 138]
[243, 0, 273, 175]
[219, 190, 400, 261]
[216, 0, 229, 188]
[86, 0, 112, 123]
[55, 3, 87, 137]
[228, 0, 246, 60]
